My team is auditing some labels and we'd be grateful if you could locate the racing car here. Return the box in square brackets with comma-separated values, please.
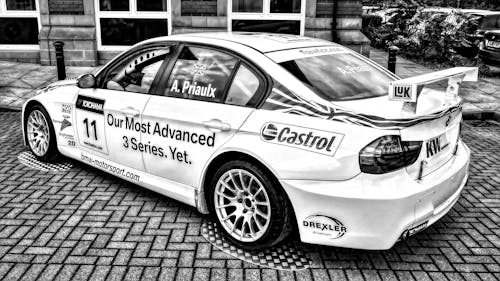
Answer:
[22, 32, 476, 250]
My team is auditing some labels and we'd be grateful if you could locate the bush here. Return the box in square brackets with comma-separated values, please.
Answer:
[362, 14, 383, 30]
[364, 7, 480, 67]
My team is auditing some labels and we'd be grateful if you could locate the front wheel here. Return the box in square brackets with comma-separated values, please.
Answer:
[25, 105, 60, 162]
[208, 160, 293, 250]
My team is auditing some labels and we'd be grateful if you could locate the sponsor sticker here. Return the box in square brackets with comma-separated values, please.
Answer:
[53, 117, 76, 147]
[190, 63, 207, 76]
[170, 80, 216, 98]
[268, 46, 350, 63]
[76, 95, 105, 114]
[389, 83, 418, 102]
[261, 123, 343, 156]
[61, 104, 72, 114]
[302, 215, 347, 239]
[400, 220, 428, 240]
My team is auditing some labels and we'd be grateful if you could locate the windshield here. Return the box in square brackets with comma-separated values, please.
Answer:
[279, 52, 395, 101]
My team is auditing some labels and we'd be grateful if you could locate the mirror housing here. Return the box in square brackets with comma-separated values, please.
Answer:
[77, 73, 96, 89]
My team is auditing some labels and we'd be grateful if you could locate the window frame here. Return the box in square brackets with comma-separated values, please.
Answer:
[96, 42, 178, 95]
[153, 43, 270, 108]
[0, 0, 40, 49]
[227, 0, 306, 36]
[94, 0, 172, 51]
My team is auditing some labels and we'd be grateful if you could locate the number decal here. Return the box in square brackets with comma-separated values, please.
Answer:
[75, 95, 108, 154]
[83, 118, 99, 140]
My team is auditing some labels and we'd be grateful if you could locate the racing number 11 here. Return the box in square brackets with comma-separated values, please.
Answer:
[83, 118, 98, 140]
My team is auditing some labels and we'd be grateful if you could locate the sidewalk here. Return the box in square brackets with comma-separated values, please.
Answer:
[0, 50, 499, 114]
[0, 61, 97, 110]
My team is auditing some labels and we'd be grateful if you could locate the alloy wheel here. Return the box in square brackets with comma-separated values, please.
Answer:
[214, 169, 271, 242]
[27, 110, 50, 157]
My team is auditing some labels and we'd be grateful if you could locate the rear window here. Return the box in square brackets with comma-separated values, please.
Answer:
[480, 15, 500, 29]
[279, 52, 394, 101]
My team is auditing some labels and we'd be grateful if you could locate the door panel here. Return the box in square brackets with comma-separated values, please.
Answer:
[141, 96, 254, 187]
[75, 89, 150, 171]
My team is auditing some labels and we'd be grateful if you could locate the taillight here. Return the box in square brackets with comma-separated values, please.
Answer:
[359, 135, 422, 174]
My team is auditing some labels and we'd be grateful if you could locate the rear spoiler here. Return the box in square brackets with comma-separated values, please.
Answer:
[388, 67, 478, 114]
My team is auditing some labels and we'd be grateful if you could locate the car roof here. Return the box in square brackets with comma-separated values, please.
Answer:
[142, 32, 339, 53]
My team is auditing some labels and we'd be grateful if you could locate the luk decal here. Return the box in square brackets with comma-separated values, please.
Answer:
[76, 95, 105, 114]
[303, 215, 346, 239]
[389, 84, 417, 102]
[261, 123, 343, 156]
[170, 80, 216, 98]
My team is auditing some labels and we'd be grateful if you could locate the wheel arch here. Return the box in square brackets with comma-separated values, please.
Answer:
[197, 150, 298, 232]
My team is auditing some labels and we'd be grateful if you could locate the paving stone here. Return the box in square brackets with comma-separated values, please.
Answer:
[0, 112, 500, 280]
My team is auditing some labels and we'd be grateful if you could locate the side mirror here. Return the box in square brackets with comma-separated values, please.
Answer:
[77, 73, 96, 88]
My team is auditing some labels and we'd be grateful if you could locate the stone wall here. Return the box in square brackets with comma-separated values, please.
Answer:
[39, 0, 97, 66]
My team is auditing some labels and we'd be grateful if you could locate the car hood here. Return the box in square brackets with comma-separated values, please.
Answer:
[38, 78, 78, 94]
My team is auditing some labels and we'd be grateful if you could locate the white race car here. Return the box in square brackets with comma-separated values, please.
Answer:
[22, 33, 476, 250]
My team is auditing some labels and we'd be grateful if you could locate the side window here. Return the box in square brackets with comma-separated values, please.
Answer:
[225, 64, 261, 106]
[165, 46, 238, 103]
[102, 47, 170, 94]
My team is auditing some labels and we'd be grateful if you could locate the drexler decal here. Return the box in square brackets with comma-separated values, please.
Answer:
[303, 215, 347, 239]
[76, 95, 105, 114]
[261, 123, 343, 156]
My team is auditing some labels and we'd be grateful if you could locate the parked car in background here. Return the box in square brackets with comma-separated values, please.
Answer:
[479, 31, 500, 66]
[470, 11, 500, 40]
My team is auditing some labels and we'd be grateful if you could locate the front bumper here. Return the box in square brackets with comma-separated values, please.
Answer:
[281, 140, 470, 250]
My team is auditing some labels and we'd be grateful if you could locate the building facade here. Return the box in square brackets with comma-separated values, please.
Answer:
[0, 0, 370, 66]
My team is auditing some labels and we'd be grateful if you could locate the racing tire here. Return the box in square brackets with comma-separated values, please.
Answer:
[208, 160, 293, 250]
[25, 104, 61, 162]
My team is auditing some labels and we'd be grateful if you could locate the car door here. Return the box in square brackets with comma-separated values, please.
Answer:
[75, 45, 173, 172]
[141, 45, 267, 187]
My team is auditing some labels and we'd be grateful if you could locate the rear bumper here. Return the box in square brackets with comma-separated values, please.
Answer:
[281, 140, 470, 250]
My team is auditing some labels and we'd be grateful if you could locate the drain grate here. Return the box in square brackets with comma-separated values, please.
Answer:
[18, 151, 73, 172]
[201, 221, 311, 271]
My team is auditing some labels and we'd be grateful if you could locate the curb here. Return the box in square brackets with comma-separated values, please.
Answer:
[463, 111, 500, 123]
[0, 105, 21, 112]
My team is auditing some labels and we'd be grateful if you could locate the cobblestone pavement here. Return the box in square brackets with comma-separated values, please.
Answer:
[1, 110, 499, 281]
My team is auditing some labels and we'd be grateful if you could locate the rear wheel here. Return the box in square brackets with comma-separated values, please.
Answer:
[25, 105, 60, 162]
[208, 160, 293, 250]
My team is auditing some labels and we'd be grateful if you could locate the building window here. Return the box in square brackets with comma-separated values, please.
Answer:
[228, 0, 305, 35]
[95, 0, 171, 50]
[181, 0, 217, 16]
[0, 0, 40, 46]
